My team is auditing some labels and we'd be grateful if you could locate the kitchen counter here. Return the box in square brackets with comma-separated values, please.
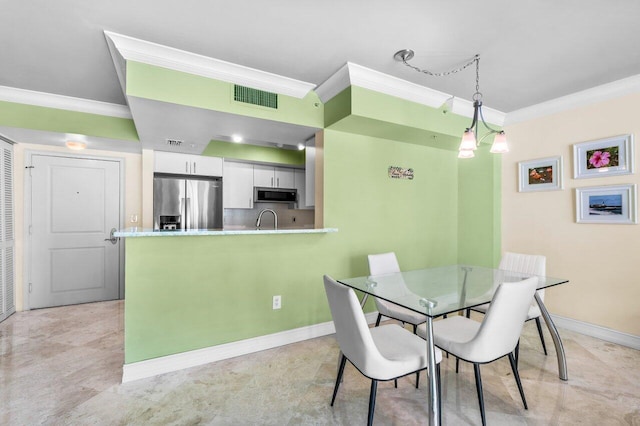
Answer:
[114, 227, 338, 238]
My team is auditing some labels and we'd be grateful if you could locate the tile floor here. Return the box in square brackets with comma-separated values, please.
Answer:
[1, 300, 638, 425]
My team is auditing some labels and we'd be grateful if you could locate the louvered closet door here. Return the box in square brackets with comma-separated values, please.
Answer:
[0, 140, 15, 323]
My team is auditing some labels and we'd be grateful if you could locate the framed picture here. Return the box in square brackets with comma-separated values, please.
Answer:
[575, 184, 637, 224]
[573, 134, 634, 179]
[518, 156, 563, 192]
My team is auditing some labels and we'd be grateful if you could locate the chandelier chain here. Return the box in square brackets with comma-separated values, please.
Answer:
[473, 55, 482, 101]
[400, 54, 479, 77]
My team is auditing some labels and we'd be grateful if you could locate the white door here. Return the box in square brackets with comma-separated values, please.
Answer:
[28, 154, 121, 309]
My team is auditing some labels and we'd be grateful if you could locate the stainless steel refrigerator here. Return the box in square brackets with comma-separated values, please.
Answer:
[153, 174, 223, 230]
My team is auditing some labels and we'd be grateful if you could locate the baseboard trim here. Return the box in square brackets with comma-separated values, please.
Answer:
[550, 314, 640, 350]
[122, 311, 379, 383]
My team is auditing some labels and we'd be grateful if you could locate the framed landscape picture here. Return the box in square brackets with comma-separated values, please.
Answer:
[518, 156, 563, 192]
[575, 184, 637, 224]
[573, 134, 634, 179]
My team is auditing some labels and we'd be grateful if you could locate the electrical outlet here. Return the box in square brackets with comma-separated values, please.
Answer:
[272, 295, 282, 310]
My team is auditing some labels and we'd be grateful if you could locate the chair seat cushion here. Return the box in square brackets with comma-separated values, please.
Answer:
[368, 324, 442, 380]
[376, 298, 428, 325]
[417, 316, 480, 361]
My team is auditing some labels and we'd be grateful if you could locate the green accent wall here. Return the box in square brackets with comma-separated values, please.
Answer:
[457, 146, 502, 267]
[201, 139, 305, 165]
[124, 129, 474, 363]
[325, 86, 473, 151]
[0, 101, 139, 141]
[125, 61, 323, 129]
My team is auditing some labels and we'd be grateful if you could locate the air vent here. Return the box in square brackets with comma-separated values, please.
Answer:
[166, 139, 183, 147]
[234, 85, 278, 109]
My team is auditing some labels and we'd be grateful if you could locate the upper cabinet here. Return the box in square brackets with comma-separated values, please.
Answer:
[294, 169, 306, 209]
[253, 165, 295, 189]
[155, 152, 223, 177]
[223, 161, 254, 209]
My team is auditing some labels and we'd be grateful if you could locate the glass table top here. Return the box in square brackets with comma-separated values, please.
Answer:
[338, 264, 569, 318]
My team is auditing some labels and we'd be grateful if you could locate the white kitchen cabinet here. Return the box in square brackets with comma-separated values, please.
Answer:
[253, 164, 275, 187]
[253, 165, 295, 188]
[275, 167, 295, 189]
[223, 161, 254, 209]
[155, 151, 223, 177]
[294, 169, 307, 209]
[305, 147, 316, 207]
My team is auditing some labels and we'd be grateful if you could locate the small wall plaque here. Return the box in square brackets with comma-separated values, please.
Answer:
[388, 166, 414, 180]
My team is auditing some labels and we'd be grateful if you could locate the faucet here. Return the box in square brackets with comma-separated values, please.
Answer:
[256, 209, 278, 230]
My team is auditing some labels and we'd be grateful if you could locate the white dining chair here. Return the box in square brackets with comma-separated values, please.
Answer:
[469, 252, 548, 356]
[323, 275, 442, 426]
[368, 252, 427, 333]
[418, 277, 538, 426]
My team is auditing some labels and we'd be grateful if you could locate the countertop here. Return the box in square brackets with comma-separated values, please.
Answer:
[114, 227, 338, 238]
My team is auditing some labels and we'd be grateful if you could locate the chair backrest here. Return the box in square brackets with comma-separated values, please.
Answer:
[466, 277, 539, 362]
[368, 252, 400, 276]
[499, 252, 546, 301]
[323, 275, 387, 373]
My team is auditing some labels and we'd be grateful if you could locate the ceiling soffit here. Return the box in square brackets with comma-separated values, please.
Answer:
[104, 31, 316, 100]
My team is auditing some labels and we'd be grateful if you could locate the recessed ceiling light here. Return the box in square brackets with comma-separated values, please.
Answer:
[231, 134, 243, 143]
[297, 143, 305, 151]
[66, 141, 86, 150]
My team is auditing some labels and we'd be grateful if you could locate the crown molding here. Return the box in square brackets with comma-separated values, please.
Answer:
[314, 63, 351, 104]
[104, 31, 315, 99]
[505, 74, 640, 126]
[0, 85, 132, 119]
[315, 62, 505, 125]
[315, 62, 452, 108]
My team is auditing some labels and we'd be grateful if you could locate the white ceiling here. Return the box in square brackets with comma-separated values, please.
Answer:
[2, 1, 640, 152]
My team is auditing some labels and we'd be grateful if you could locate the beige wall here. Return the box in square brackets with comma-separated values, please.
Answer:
[13, 143, 142, 311]
[502, 93, 640, 336]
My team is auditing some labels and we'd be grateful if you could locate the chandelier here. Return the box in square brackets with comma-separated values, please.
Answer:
[394, 50, 508, 158]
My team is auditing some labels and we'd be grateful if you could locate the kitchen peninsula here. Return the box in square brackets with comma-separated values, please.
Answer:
[117, 224, 344, 382]
[115, 227, 337, 237]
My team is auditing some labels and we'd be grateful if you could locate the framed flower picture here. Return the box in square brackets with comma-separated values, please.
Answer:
[573, 134, 634, 179]
[575, 184, 637, 224]
[518, 156, 563, 192]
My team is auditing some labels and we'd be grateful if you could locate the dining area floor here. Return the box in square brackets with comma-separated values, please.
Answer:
[1, 300, 638, 425]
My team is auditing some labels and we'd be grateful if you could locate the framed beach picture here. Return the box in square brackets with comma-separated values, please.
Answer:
[575, 184, 637, 224]
[573, 134, 634, 179]
[518, 156, 563, 192]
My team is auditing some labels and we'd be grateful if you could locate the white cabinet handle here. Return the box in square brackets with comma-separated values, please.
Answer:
[271, 177, 274, 187]
[277, 177, 280, 187]
[186, 161, 189, 173]
[193, 162, 196, 174]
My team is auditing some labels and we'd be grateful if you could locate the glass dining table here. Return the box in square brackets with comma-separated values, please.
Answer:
[338, 264, 569, 426]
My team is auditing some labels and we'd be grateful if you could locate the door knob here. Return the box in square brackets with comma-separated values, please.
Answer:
[104, 228, 118, 244]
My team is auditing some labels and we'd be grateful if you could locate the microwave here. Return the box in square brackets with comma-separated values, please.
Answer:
[254, 187, 297, 203]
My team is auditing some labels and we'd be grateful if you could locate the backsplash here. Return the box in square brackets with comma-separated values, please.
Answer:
[224, 203, 315, 229]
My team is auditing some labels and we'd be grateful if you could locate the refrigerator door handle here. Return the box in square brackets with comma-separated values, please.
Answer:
[185, 197, 192, 229]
